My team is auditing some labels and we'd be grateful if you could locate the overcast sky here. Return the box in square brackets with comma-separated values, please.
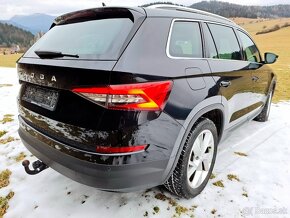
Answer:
[1, 0, 290, 20]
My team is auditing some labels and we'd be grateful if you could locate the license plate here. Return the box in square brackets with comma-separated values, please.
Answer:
[22, 85, 59, 111]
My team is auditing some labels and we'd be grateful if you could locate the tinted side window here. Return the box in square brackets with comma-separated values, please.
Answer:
[203, 24, 218, 59]
[237, 31, 261, 63]
[208, 24, 241, 60]
[169, 21, 202, 58]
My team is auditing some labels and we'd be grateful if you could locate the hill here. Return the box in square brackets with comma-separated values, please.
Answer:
[1, 14, 55, 34]
[142, 1, 290, 18]
[190, 1, 290, 18]
[0, 23, 34, 48]
[2, 2, 290, 35]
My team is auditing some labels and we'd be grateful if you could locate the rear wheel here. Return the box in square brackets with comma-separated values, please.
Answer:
[254, 89, 273, 122]
[164, 118, 218, 198]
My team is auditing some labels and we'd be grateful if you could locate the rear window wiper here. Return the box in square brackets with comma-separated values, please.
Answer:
[34, 50, 79, 59]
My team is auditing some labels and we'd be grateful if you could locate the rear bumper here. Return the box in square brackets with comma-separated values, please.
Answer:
[18, 117, 172, 192]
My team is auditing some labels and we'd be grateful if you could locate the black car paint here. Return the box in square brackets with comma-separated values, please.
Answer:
[17, 7, 276, 191]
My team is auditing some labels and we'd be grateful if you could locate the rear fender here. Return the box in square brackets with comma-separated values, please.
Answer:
[161, 96, 225, 182]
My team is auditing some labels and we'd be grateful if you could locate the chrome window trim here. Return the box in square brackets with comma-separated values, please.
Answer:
[166, 18, 249, 61]
[166, 18, 203, 60]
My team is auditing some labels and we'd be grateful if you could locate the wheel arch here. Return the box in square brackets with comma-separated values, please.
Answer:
[162, 96, 225, 183]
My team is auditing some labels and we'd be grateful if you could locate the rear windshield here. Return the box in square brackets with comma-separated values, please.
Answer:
[25, 18, 134, 60]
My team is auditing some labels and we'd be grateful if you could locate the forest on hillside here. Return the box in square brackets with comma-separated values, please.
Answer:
[0, 23, 34, 48]
[191, 1, 290, 18]
[1, 1, 290, 50]
[142, 1, 290, 18]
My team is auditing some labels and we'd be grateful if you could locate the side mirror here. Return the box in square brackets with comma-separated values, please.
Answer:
[264, 52, 278, 64]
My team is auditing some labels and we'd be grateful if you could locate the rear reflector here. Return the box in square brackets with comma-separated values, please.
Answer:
[72, 81, 173, 111]
[95, 145, 147, 154]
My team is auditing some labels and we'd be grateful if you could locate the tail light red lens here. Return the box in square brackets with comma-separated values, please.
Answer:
[95, 145, 147, 154]
[72, 81, 173, 111]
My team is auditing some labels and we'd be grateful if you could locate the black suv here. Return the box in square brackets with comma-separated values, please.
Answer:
[17, 5, 277, 198]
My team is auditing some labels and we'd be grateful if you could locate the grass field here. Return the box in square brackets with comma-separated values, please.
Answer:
[0, 54, 22, 68]
[0, 18, 289, 102]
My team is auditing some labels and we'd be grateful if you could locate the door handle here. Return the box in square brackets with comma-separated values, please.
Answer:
[220, 81, 231, 87]
[252, 76, 260, 82]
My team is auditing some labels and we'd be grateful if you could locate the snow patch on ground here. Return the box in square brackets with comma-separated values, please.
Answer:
[0, 68, 289, 218]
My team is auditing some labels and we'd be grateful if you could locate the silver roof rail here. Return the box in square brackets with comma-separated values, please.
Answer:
[147, 4, 235, 24]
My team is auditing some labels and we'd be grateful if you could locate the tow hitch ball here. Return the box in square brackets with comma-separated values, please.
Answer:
[22, 160, 49, 175]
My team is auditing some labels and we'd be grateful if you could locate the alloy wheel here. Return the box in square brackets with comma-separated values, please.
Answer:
[187, 130, 214, 189]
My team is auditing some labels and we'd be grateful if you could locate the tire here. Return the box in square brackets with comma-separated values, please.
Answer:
[164, 118, 218, 199]
[254, 89, 273, 122]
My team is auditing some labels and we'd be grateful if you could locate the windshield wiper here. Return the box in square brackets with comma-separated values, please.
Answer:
[35, 50, 79, 59]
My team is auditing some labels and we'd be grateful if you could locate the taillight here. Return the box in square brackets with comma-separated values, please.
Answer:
[72, 81, 173, 111]
[95, 144, 147, 154]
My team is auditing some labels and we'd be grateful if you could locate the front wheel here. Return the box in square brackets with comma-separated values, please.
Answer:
[164, 118, 218, 199]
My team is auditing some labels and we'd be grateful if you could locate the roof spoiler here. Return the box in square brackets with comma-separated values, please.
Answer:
[50, 7, 145, 29]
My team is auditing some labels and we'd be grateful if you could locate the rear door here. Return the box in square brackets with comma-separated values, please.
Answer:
[204, 23, 256, 129]
[167, 20, 211, 92]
